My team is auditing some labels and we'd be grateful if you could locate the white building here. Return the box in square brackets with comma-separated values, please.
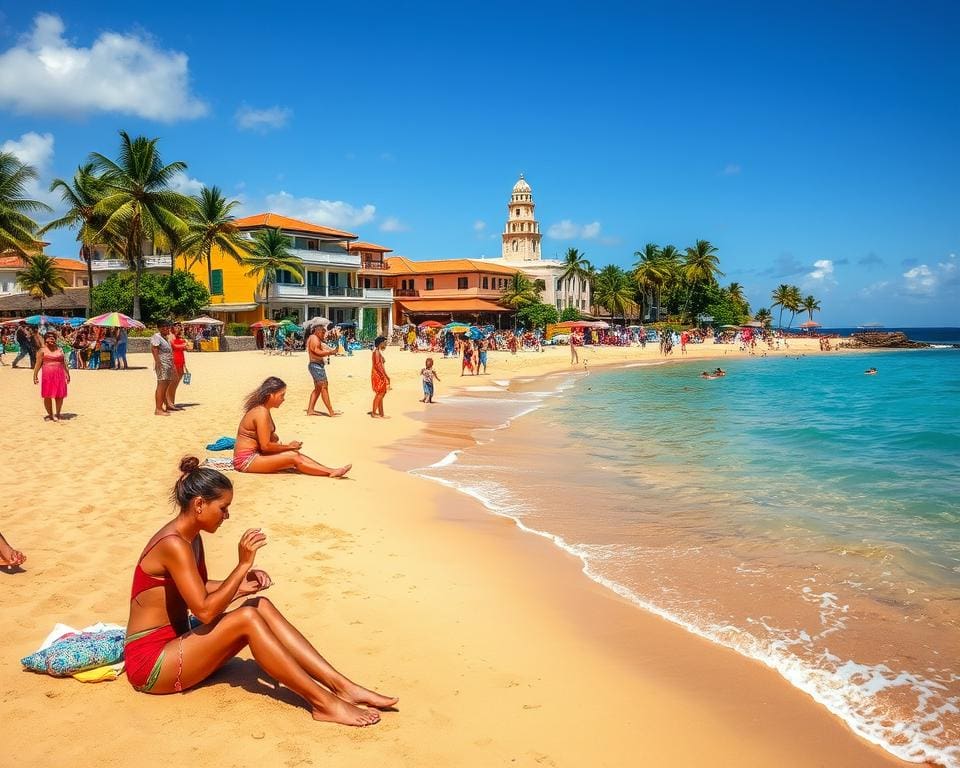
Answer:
[486, 175, 591, 314]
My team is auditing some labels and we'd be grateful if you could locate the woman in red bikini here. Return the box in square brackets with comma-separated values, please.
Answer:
[369, 336, 390, 418]
[124, 456, 395, 724]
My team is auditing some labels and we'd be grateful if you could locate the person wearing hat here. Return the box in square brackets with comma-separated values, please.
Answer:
[305, 322, 340, 416]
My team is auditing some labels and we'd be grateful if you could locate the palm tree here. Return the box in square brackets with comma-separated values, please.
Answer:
[785, 285, 803, 328]
[584, 263, 599, 316]
[681, 239, 723, 322]
[770, 284, 792, 329]
[241, 228, 303, 298]
[559, 247, 592, 312]
[16, 253, 68, 310]
[42, 163, 111, 318]
[725, 282, 746, 309]
[181, 186, 250, 290]
[801, 294, 821, 322]
[90, 131, 192, 320]
[0, 152, 52, 256]
[632, 243, 661, 320]
[500, 272, 540, 309]
[594, 265, 636, 322]
[754, 307, 772, 328]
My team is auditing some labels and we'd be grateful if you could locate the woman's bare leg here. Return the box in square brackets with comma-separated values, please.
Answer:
[154, 382, 170, 415]
[246, 597, 397, 708]
[168, 373, 182, 408]
[42, 398, 53, 419]
[149, 606, 379, 725]
[54, 397, 64, 418]
[246, 451, 351, 478]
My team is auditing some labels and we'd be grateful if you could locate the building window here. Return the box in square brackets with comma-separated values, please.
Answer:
[364, 277, 371, 289]
[211, 269, 224, 295]
[512, 239, 518, 251]
[482, 276, 489, 289]
[426, 278, 434, 291]
[457, 277, 468, 289]
[277, 269, 300, 285]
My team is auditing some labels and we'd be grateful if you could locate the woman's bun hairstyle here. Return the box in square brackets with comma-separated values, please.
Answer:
[179, 455, 201, 474]
[172, 455, 232, 508]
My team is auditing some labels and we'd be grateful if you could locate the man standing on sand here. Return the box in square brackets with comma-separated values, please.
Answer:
[306, 323, 341, 416]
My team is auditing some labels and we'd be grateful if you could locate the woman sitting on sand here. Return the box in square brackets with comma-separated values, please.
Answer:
[124, 457, 394, 723]
[234, 377, 351, 477]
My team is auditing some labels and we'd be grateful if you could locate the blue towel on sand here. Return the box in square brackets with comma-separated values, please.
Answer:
[205, 437, 236, 451]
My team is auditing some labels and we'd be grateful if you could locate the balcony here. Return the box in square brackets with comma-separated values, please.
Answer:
[326, 286, 364, 298]
[361, 259, 389, 271]
[394, 289, 419, 297]
[363, 288, 393, 301]
[289, 248, 360, 269]
[90, 256, 172, 271]
[307, 285, 326, 296]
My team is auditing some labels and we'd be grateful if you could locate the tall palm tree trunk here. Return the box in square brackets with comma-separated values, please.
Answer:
[82, 245, 93, 318]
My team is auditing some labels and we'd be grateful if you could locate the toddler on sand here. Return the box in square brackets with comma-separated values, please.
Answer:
[420, 358, 440, 403]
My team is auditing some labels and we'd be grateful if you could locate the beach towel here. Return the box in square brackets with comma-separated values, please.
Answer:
[22, 622, 126, 678]
[201, 457, 236, 471]
[205, 437, 235, 451]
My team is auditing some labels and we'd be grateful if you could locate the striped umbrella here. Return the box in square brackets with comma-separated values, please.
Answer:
[84, 312, 145, 329]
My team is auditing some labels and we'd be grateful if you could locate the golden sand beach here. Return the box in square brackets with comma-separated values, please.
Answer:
[0, 339, 905, 767]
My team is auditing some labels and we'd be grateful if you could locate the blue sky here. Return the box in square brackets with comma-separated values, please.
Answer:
[1, 1, 957, 326]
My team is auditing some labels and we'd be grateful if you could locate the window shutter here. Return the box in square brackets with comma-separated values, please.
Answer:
[211, 269, 224, 296]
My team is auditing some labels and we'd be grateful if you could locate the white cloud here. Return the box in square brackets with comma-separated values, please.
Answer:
[722, 163, 742, 176]
[547, 219, 603, 240]
[859, 280, 890, 298]
[265, 191, 376, 230]
[379, 216, 408, 233]
[235, 104, 291, 132]
[473, 220, 486, 232]
[168, 170, 204, 196]
[902, 254, 957, 298]
[1, 131, 59, 207]
[806, 259, 835, 286]
[0, 14, 206, 121]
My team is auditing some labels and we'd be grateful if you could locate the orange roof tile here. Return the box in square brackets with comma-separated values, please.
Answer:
[233, 213, 357, 240]
[348, 241, 393, 253]
[385, 256, 519, 276]
[0, 255, 85, 271]
[52, 258, 87, 271]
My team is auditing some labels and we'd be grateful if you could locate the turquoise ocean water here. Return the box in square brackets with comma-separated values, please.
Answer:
[412, 349, 960, 766]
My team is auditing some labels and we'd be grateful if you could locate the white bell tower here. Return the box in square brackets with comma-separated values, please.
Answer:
[501, 174, 542, 261]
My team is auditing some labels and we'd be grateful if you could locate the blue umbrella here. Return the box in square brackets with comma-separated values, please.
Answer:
[24, 314, 57, 325]
[69, 317, 86, 326]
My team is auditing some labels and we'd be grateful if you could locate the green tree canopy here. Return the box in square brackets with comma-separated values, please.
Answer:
[242, 228, 303, 294]
[180, 186, 250, 289]
[91, 270, 210, 322]
[559, 306, 581, 322]
[516, 301, 559, 329]
[594, 264, 636, 321]
[500, 272, 540, 309]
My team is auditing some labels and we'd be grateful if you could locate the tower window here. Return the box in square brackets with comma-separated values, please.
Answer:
[513, 239, 518, 251]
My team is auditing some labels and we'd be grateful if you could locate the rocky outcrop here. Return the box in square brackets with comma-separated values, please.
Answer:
[846, 332, 930, 349]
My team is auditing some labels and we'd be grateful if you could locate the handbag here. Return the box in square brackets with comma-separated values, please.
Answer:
[183, 368, 192, 385]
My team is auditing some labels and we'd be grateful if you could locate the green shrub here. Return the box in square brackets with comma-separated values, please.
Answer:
[227, 323, 251, 336]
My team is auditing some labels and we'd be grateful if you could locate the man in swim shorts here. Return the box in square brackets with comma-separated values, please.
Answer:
[306, 323, 340, 416]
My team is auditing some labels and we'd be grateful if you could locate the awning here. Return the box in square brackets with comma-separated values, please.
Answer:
[202, 303, 259, 313]
[397, 298, 512, 314]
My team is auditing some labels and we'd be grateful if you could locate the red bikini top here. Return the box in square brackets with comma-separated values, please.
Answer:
[131, 534, 207, 600]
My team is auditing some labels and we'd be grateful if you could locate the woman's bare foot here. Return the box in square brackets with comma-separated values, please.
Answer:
[339, 682, 398, 710]
[312, 698, 380, 726]
[155, 409, 170, 416]
[0, 536, 26, 568]
[330, 464, 352, 478]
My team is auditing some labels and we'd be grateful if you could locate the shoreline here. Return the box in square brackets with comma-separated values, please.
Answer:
[0, 341, 915, 766]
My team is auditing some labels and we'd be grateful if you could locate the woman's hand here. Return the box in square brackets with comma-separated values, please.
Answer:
[33, 376, 38, 385]
[288, 440, 303, 451]
[238, 568, 273, 597]
[238, 528, 267, 567]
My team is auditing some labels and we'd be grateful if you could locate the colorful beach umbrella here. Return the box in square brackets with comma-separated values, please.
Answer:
[84, 312, 145, 329]
[418, 320, 443, 329]
[69, 317, 87, 326]
[24, 314, 59, 325]
[444, 322, 469, 332]
[250, 319, 278, 329]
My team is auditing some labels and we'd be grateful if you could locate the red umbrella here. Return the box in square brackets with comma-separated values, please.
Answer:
[250, 319, 278, 329]
[418, 320, 443, 329]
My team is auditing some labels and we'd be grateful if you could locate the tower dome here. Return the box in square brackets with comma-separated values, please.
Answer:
[512, 174, 531, 193]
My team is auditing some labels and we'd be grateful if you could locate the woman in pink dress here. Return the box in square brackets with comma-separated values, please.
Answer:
[33, 331, 70, 421]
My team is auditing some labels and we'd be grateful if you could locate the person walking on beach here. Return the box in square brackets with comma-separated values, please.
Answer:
[33, 331, 70, 421]
[234, 377, 351, 476]
[461, 340, 475, 376]
[477, 338, 488, 374]
[12, 323, 35, 369]
[420, 358, 439, 403]
[680, 330, 689, 355]
[570, 332, 580, 365]
[123, 456, 391, 721]
[152, 320, 176, 415]
[370, 336, 390, 418]
[306, 324, 340, 417]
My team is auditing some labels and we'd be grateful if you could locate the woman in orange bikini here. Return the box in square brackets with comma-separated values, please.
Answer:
[124, 456, 395, 724]
[233, 377, 351, 477]
[369, 336, 390, 418]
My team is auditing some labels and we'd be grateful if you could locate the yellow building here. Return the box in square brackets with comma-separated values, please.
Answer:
[182, 213, 394, 328]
